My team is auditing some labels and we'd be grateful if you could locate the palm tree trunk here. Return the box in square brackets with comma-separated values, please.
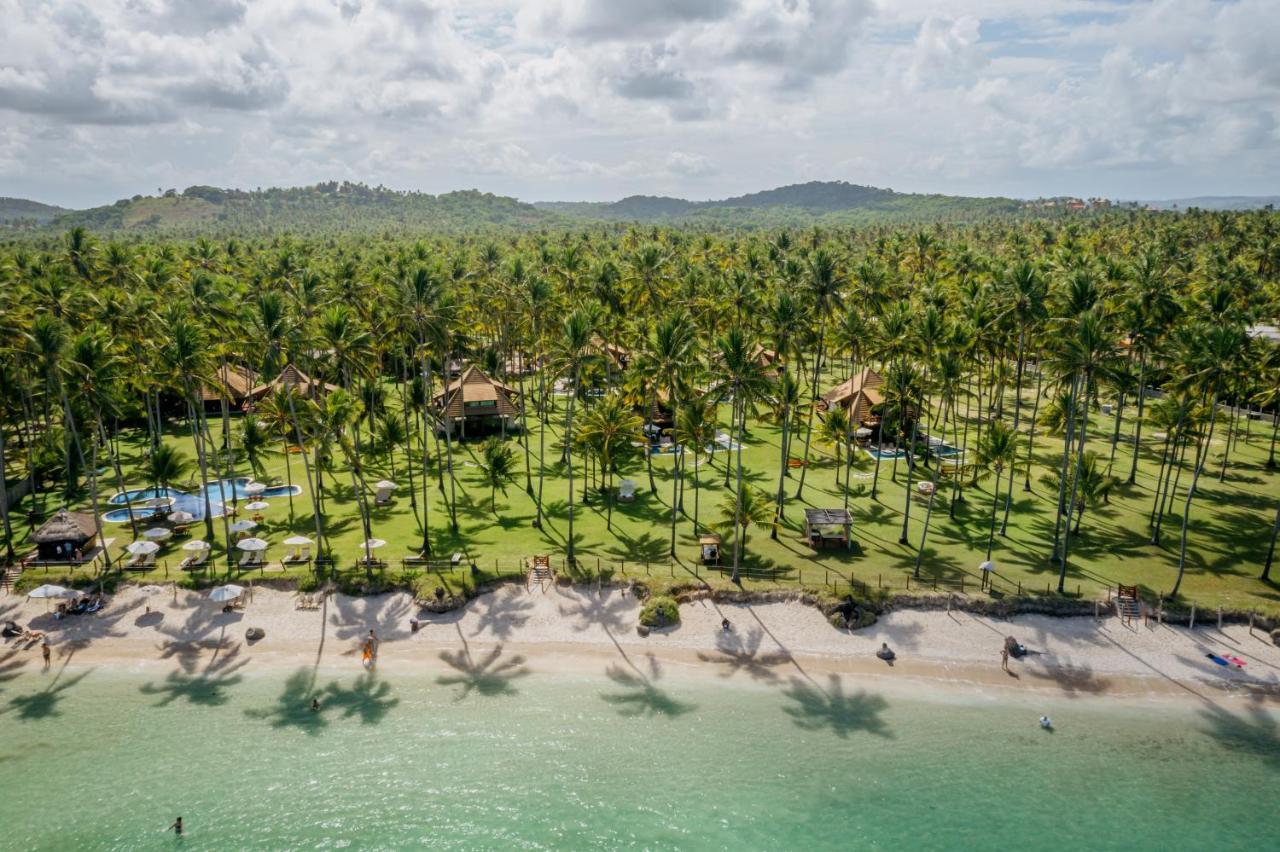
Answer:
[985, 465, 1002, 562]
[438, 361, 459, 533]
[794, 331, 824, 499]
[284, 389, 326, 560]
[1262, 500, 1279, 582]
[1050, 375, 1079, 563]
[731, 380, 746, 584]
[1057, 373, 1092, 589]
[87, 417, 110, 570]
[1000, 331, 1028, 533]
[565, 366, 579, 566]
[1172, 390, 1221, 597]
[0, 421, 14, 562]
[182, 381, 217, 542]
[1127, 350, 1148, 484]
[668, 387, 680, 558]
[534, 362, 548, 529]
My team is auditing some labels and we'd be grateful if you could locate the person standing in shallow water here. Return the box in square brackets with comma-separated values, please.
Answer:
[41, 640, 51, 668]
[169, 817, 183, 835]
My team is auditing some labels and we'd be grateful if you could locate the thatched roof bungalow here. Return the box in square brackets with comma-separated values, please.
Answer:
[200, 364, 259, 411]
[245, 364, 338, 405]
[431, 365, 521, 436]
[31, 509, 99, 561]
[820, 368, 885, 425]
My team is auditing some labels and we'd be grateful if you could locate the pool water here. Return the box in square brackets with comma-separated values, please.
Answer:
[104, 478, 302, 523]
[864, 446, 906, 460]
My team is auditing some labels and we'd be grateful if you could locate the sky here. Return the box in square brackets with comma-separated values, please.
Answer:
[1, 0, 1277, 209]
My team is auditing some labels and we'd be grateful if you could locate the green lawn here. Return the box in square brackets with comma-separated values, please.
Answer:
[10, 380, 1280, 615]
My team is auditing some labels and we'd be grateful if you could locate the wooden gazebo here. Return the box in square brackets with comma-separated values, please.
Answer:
[432, 365, 521, 436]
[698, 533, 721, 565]
[821, 368, 885, 426]
[803, 508, 852, 550]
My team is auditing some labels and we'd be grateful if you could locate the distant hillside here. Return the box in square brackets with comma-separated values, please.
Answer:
[535, 181, 1021, 224]
[1138, 196, 1280, 212]
[0, 197, 66, 226]
[51, 182, 556, 234]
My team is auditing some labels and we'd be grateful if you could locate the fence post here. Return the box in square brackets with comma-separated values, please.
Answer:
[960, 576, 964, 593]
[1217, 607, 1222, 630]
[906, 575, 911, 590]
[1190, 603, 1196, 630]
[1017, 581, 1021, 596]
[877, 574, 881, 589]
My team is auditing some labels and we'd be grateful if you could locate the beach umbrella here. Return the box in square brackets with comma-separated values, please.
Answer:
[237, 537, 269, 552]
[244, 482, 267, 496]
[282, 535, 314, 546]
[142, 527, 172, 540]
[228, 519, 256, 533]
[208, 584, 245, 603]
[374, 480, 396, 490]
[854, 427, 872, 438]
[182, 539, 211, 552]
[126, 540, 161, 555]
[169, 510, 196, 523]
[244, 500, 270, 511]
[27, 584, 73, 599]
[361, 538, 387, 550]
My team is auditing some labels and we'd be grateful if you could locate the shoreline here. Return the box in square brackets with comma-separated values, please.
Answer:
[5, 584, 1279, 708]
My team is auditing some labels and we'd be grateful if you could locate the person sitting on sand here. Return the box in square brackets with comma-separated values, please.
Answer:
[721, 618, 732, 633]
[876, 643, 895, 662]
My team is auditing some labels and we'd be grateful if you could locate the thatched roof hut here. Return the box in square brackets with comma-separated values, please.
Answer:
[31, 509, 99, 561]
[821, 368, 885, 425]
[200, 364, 259, 407]
[246, 364, 338, 403]
[431, 365, 521, 436]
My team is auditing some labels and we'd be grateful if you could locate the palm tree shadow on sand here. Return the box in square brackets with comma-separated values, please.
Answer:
[437, 640, 530, 700]
[600, 655, 696, 718]
[696, 627, 792, 684]
[782, 674, 893, 739]
[2, 667, 93, 721]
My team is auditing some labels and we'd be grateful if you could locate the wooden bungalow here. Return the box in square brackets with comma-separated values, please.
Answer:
[432, 365, 521, 436]
[820, 368, 885, 426]
[245, 364, 338, 405]
[31, 509, 99, 562]
[200, 364, 259, 412]
[751, 344, 781, 376]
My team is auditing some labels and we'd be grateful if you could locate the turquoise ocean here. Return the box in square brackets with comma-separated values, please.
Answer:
[0, 658, 1277, 850]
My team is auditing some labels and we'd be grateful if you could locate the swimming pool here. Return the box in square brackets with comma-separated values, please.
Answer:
[103, 478, 302, 523]
[864, 447, 905, 460]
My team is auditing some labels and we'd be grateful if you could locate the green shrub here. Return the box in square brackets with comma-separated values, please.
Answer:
[639, 596, 680, 628]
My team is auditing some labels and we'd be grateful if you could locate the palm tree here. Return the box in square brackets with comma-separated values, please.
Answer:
[675, 397, 717, 537]
[794, 249, 844, 499]
[973, 420, 1019, 568]
[712, 327, 773, 583]
[817, 408, 851, 486]
[479, 437, 517, 514]
[1039, 450, 1118, 535]
[148, 443, 191, 493]
[716, 484, 773, 561]
[549, 309, 599, 565]
[634, 313, 697, 555]
[998, 261, 1046, 532]
[240, 415, 271, 481]
[574, 394, 643, 530]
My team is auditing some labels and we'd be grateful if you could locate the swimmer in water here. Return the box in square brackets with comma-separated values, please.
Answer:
[311, 698, 320, 712]
[170, 817, 183, 835]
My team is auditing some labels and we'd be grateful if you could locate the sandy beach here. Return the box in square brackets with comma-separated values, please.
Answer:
[4, 583, 1279, 705]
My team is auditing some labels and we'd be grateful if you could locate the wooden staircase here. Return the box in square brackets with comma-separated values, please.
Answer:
[0, 562, 20, 594]
[1116, 584, 1141, 622]
[528, 555, 553, 591]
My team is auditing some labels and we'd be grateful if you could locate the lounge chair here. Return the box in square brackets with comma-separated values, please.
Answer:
[295, 594, 312, 609]
[282, 545, 311, 565]
[618, 479, 637, 503]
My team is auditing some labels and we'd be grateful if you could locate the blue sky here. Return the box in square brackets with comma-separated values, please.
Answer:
[0, 0, 1276, 208]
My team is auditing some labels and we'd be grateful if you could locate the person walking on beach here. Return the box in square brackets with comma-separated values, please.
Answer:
[169, 817, 183, 836]
[41, 640, 51, 668]
[1001, 647, 1009, 672]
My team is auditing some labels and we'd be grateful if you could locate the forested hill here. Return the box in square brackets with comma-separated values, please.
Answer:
[538, 180, 1022, 224]
[48, 183, 555, 235]
[11, 179, 1056, 236]
[0, 197, 66, 226]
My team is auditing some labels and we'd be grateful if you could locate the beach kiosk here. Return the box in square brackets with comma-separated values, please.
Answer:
[803, 508, 852, 550]
[699, 533, 721, 566]
[31, 510, 99, 562]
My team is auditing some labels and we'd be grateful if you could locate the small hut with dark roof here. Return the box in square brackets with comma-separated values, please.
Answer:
[432, 365, 521, 436]
[245, 364, 338, 405]
[31, 509, 99, 561]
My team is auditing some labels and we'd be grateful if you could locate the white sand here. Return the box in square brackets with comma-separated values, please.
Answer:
[4, 583, 1279, 704]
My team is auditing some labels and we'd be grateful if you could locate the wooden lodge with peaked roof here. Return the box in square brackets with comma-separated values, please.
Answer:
[432, 365, 521, 436]
[591, 335, 631, 370]
[200, 364, 259, 412]
[31, 509, 99, 562]
[751, 344, 781, 376]
[820, 367, 885, 426]
[245, 364, 339, 406]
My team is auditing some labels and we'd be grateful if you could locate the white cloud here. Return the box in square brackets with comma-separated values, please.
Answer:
[0, 0, 1276, 206]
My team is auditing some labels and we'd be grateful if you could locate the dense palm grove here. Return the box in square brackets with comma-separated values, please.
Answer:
[2, 211, 1279, 607]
